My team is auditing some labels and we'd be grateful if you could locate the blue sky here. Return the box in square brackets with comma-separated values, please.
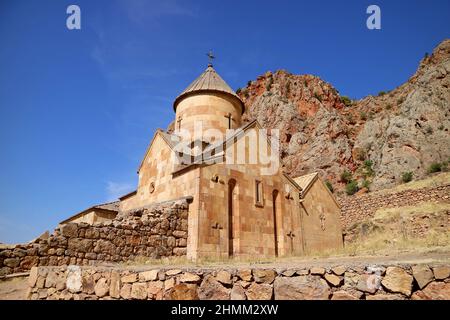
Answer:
[0, 0, 449, 243]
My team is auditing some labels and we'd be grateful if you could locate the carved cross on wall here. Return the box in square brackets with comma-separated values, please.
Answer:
[212, 222, 223, 252]
[319, 213, 326, 231]
[177, 116, 182, 131]
[212, 222, 223, 230]
[224, 113, 233, 129]
[287, 231, 295, 254]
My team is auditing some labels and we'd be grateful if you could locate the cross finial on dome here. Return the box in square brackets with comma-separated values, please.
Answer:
[206, 50, 215, 67]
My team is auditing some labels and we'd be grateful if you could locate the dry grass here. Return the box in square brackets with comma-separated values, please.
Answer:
[343, 200, 450, 257]
[342, 231, 450, 256]
[373, 201, 450, 221]
[299, 231, 450, 260]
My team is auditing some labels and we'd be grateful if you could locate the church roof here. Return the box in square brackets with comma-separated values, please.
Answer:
[293, 172, 340, 208]
[294, 173, 319, 194]
[173, 65, 245, 114]
[59, 200, 120, 225]
[95, 201, 120, 212]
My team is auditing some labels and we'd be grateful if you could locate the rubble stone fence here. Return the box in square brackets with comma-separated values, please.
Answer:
[0, 199, 189, 276]
[338, 184, 450, 230]
[27, 263, 450, 300]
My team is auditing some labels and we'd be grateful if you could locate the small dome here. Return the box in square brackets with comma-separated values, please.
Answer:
[173, 65, 245, 114]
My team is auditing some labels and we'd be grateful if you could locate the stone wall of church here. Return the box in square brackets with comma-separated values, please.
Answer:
[197, 162, 303, 259]
[0, 199, 189, 276]
[301, 180, 343, 253]
[121, 134, 200, 211]
[175, 92, 243, 138]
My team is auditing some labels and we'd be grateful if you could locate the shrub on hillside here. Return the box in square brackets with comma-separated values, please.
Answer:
[363, 160, 375, 177]
[428, 162, 442, 173]
[325, 181, 334, 193]
[345, 181, 359, 195]
[361, 179, 371, 190]
[341, 96, 352, 107]
[401, 171, 413, 183]
[340, 170, 353, 184]
[442, 161, 449, 171]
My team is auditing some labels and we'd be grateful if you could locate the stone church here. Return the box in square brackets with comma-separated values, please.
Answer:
[61, 63, 343, 261]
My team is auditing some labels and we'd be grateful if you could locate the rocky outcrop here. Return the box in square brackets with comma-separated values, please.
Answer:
[239, 39, 450, 192]
[27, 263, 450, 300]
[0, 199, 189, 276]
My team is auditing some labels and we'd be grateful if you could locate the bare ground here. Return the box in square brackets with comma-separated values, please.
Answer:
[0, 276, 28, 300]
[118, 248, 450, 271]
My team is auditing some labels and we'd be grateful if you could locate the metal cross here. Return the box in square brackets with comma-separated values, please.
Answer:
[224, 113, 233, 129]
[206, 50, 215, 66]
[287, 231, 295, 254]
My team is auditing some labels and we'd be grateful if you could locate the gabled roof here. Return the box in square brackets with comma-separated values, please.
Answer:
[119, 190, 137, 201]
[283, 173, 304, 193]
[173, 65, 245, 114]
[95, 201, 120, 211]
[294, 172, 319, 195]
[293, 172, 340, 208]
[59, 200, 120, 225]
[171, 119, 278, 174]
[137, 129, 179, 173]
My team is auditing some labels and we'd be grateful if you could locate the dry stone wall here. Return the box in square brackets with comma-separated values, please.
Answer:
[0, 199, 189, 276]
[27, 263, 450, 300]
[338, 184, 450, 230]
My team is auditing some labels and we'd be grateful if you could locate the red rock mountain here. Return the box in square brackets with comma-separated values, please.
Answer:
[239, 39, 450, 194]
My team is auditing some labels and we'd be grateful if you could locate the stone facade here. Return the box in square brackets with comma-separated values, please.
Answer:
[27, 263, 450, 300]
[175, 92, 244, 137]
[0, 199, 189, 276]
[116, 65, 344, 260]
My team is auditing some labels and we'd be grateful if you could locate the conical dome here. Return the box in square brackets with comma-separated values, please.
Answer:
[173, 65, 245, 114]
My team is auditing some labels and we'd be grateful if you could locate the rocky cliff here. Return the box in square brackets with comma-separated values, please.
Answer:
[239, 39, 450, 193]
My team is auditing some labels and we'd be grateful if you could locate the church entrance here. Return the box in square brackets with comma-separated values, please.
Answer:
[272, 190, 279, 257]
[228, 179, 237, 257]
